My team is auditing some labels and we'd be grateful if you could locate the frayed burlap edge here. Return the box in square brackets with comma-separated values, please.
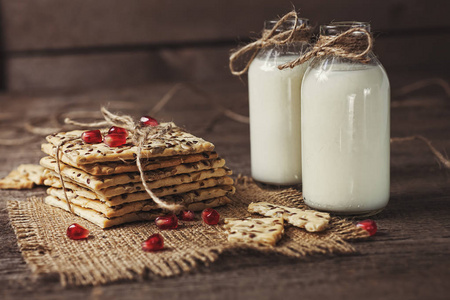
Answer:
[7, 199, 59, 277]
[7, 179, 369, 287]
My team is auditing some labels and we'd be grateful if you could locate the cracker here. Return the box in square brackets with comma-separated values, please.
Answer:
[44, 175, 235, 205]
[40, 155, 227, 190]
[42, 143, 219, 175]
[45, 194, 232, 228]
[0, 169, 34, 189]
[44, 195, 160, 228]
[163, 186, 235, 208]
[45, 123, 215, 164]
[185, 196, 231, 211]
[47, 186, 234, 217]
[0, 164, 46, 189]
[248, 202, 330, 232]
[223, 217, 284, 246]
[17, 164, 47, 185]
[43, 166, 232, 198]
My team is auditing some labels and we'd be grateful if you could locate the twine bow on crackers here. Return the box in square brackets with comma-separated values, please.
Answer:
[278, 27, 373, 70]
[229, 11, 311, 76]
[56, 107, 184, 214]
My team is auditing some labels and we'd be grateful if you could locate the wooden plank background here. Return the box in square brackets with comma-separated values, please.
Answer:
[0, 0, 449, 91]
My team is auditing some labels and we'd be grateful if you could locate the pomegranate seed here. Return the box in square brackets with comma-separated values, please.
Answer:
[81, 130, 102, 144]
[140, 116, 159, 127]
[201, 208, 220, 225]
[179, 210, 195, 221]
[67, 223, 89, 240]
[142, 233, 164, 252]
[155, 214, 178, 229]
[104, 133, 127, 147]
[356, 219, 378, 236]
[108, 126, 128, 137]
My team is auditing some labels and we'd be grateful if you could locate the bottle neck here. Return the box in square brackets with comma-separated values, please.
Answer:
[257, 17, 311, 59]
[256, 41, 311, 61]
[309, 22, 374, 66]
[320, 22, 371, 36]
[262, 16, 311, 44]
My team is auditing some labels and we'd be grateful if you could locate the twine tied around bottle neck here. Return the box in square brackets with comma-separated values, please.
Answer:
[229, 11, 312, 76]
[57, 107, 184, 214]
[278, 27, 373, 70]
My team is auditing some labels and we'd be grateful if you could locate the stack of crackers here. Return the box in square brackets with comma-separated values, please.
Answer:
[39, 122, 235, 228]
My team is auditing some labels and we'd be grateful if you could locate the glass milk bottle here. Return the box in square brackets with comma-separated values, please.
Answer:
[248, 18, 311, 185]
[301, 22, 390, 215]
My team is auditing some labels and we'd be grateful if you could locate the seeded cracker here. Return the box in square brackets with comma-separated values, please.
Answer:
[0, 164, 46, 189]
[44, 173, 234, 202]
[46, 186, 232, 219]
[45, 123, 215, 164]
[248, 202, 330, 232]
[44, 195, 161, 228]
[40, 155, 227, 190]
[224, 217, 285, 246]
[45, 194, 231, 228]
[40, 118, 235, 228]
[47, 186, 234, 215]
[0, 170, 34, 189]
[17, 164, 47, 185]
[42, 143, 219, 175]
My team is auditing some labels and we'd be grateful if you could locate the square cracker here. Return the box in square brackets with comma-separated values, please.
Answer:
[0, 170, 34, 189]
[40, 155, 227, 190]
[43, 174, 235, 205]
[45, 123, 215, 165]
[44, 195, 160, 228]
[41, 143, 219, 175]
[224, 217, 285, 247]
[17, 164, 47, 185]
[43, 167, 233, 199]
[47, 186, 234, 217]
[248, 202, 330, 232]
[0, 164, 46, 189]
[45, 194, 232, 228]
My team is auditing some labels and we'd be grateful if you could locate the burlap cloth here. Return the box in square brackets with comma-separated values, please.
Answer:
[7, 177, 369, 286]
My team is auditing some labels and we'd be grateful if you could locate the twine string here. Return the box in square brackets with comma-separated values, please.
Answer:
[61, 107, 184, 212]
[55, 137, 78, 213]
[229, 11, 311, 76]
[132, 121, 184, 212]
[278, 27, 373, 70]
[391, 135, 450, 169]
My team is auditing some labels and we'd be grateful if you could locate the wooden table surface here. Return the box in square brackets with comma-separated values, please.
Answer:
[1, 73, 449, 300]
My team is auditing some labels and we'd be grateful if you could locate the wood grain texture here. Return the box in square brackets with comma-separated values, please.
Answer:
[2, 0, 449, 51]
[5, 33, 450, 92]
[5, 47, 235, 91]
[1, 73, 450, 299]
[2, 0, 449, 91]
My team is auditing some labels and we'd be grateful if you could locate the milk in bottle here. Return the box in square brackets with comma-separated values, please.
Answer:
[301, 22, 390, 215]
[249, 18, 311, 185]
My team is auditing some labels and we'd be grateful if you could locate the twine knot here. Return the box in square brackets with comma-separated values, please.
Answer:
[279, 27, 373, 70]
[229, 11, 311, 76]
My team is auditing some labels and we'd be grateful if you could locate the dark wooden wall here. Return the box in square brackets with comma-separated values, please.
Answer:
[0, 0, 449, 92]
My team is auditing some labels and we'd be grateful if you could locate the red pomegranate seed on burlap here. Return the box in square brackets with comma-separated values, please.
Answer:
[179, 210, 195, 221]
[202, 208, 220, 225]
[155, 214, 178, 230]
[142, 234, 164, 252]
[67, 223, 89, 240]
